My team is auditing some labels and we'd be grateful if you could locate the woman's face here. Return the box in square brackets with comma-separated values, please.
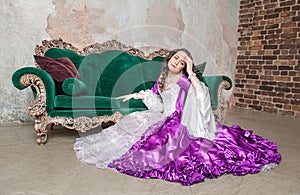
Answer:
[167, 51, 187, 74]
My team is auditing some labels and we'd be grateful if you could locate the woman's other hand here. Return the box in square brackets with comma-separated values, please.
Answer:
[185, 55, 194, 75]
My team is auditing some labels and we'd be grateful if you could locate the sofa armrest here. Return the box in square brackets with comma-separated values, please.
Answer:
[12, 67, 56, 115]
[62, 78, 87, 96]
[201, 75, 233, 111]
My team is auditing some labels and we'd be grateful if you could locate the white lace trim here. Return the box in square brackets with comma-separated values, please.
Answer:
[260, 163, 278, 172]
[73, 110, 163, 169]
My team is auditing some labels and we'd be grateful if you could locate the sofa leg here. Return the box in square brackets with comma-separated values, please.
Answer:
[48, 123, 54, 130]
[36, 133, 48, 145]
[34, 119, 48, 145]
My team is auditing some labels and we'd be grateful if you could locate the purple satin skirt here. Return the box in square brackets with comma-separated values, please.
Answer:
[108, 111, 281, 186]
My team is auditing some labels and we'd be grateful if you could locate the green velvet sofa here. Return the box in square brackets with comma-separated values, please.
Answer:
[12, 39, 232, 144]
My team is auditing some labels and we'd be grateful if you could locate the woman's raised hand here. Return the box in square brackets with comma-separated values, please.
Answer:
[185, 55, 194, 75]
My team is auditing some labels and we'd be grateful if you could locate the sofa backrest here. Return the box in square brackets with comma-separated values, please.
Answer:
[33, 39, 232, 113]
[78, 50, 161, 97]
[45, 48, 85, 69]
[46, 49, 164, 97]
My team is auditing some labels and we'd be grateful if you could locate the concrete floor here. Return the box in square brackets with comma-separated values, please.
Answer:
[0, 108, 299, 195]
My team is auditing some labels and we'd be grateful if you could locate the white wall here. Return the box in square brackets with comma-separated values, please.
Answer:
[0, 0, 54, 123]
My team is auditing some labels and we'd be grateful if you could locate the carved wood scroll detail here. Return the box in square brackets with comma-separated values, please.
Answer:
[35, 38, 170, 60]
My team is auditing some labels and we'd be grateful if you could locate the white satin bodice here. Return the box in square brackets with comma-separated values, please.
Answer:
[160, 85, 180, 116]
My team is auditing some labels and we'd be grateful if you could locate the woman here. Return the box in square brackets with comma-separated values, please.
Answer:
[74, 49, 281, 186]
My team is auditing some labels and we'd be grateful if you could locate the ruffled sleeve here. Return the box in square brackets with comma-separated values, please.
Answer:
[141, 90, 163, 113]
[181, 81, 217, 140]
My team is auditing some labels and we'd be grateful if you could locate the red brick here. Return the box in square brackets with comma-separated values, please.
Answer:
[235, 103, 248, 108]
[249, 105, 263, 110]
[262, 91, 277, 96]
[295, 83, 300, 88]
[292, 94, 300, 99]
[292, 105, 300, 111]
[244, 94, 257, 99]
[234, 93, 244, 98]
[276, 92, 285, 97]
[280, 0, 295, 7]
[293, 77, 300, 81]
[292, 88, 300, 93]
[279, 110, 295, 116]
[275, 87, 291, 92]
[281, 22, 297, 28]
[280, 10, 296, 17]
[291, 99, 300, 105]
[263, 107, 278, 113]
[261, 75, 275, 80]
[274, 76, 292, 81]
[265, 3, 278, 9]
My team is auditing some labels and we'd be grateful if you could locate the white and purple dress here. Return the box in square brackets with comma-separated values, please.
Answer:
[74, 76, 281, 186]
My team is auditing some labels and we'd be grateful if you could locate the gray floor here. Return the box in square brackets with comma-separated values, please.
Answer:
[0, 108, 299, 195]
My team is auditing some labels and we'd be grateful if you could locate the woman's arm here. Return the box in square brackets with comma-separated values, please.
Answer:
[116, 92, 145, 102]
[116, 75, 162, 102]
[142, 90, 163, 112]
[182, 81, 217, 140]
[188, 73, 200, 92]
[116, 78, 163, 112]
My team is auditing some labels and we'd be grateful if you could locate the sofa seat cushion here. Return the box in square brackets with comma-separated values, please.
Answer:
[54, 95, 146, 109]
[49, 108, 147, 118]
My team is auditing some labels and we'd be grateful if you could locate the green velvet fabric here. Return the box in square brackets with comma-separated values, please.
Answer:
[62, 78, 87, 96]
[138, 57, 163, 88]
[194, 62, 206, 80]
[76, 51, 141, 96]
[49, 108, 146, 118]
[126, 99, 146, 109]
[44, 48, 85, 69]
[54, 95, 146, 109]
[201, 76, 232, 111]
[54, 95, 118, 109]
[98, 51, 144, 97]
[77, 51, 164, 97]
[12, 67, 56, 112]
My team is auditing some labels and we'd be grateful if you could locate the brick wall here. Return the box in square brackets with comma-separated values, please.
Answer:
[234, 0, 300, 117]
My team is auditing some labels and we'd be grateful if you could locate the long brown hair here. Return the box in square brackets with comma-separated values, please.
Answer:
[158, 48, 194, 92]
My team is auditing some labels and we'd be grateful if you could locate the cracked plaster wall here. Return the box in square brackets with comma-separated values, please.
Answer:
[0, 0, 239, 124]
[0, 0, 54, 124]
